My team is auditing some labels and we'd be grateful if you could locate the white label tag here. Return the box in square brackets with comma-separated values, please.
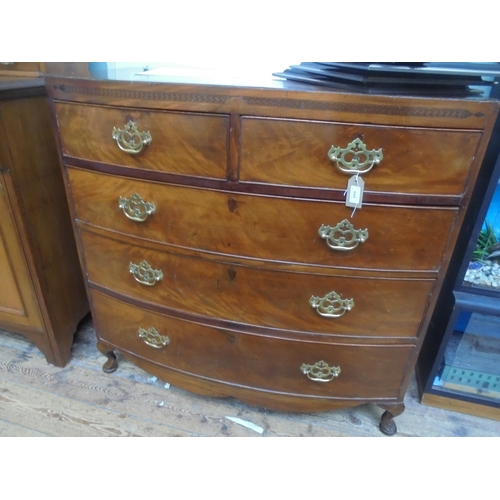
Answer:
[349, 185, 361, 205]
[345, 176, 364, 209]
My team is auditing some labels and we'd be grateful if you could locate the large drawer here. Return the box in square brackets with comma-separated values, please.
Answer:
[55, 102, 229, 178]
[81, 229, 434, 339]
[68, 167, 457, 272]
[92, 290, 414, 399]
[240, 117, 481, 196]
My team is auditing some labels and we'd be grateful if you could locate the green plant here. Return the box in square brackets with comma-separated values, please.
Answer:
[472, 220, 498, 262]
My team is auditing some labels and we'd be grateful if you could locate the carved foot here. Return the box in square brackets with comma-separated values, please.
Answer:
[97, 342, 118, 373]
[378, 403, 405, 436]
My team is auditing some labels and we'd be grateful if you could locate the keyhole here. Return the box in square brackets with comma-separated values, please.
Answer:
[227, 268, 237, 281]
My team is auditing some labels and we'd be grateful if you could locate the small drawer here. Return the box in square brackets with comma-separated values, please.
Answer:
[81, 229, 434, 339]
[240, 117, 481, 196]
[92, 290, 414, 399]
[68, 167, 457, 272]
[55, 102, 229, 178]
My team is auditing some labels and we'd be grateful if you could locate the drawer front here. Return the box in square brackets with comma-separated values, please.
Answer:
[55, 102, 229, 178]
[240, 117, 481, 196]
[68, 167, 457, 272]
[92, 290, 413, 399]
[81, 230, 434, 339]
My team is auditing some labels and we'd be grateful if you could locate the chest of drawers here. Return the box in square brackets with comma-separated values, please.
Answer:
[45, 74, 500, 433]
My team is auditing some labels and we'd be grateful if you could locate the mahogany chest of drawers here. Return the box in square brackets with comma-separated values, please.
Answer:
[45, 73, 499, 433]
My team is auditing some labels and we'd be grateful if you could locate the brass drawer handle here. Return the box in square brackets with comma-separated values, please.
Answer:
[301, 360, 341, 382]
[310, 291, 354, 318]
[112, 120, 152, 154]
[328, 138, 383, 175]
[319, 220, 368, 251]
[129, 260, 163, 286]
[138, 327, 170, 349]
[119, 193, 156, 222]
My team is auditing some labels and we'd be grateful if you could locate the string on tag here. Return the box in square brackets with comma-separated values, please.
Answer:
[345, 170, 364, 218]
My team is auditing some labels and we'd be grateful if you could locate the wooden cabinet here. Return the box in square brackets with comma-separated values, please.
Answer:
[45, 73, 500, 433]
[0, 78, 88, 366]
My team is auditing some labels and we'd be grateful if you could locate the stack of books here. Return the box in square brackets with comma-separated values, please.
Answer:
[273, 62, 500, 97]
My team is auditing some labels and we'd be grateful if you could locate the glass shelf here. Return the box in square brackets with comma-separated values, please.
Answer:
[431, 311, 500, 405]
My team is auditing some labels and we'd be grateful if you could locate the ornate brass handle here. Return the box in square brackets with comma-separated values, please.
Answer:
[301, 360, 341, 382]
[112, 120, 152, 154]
[319, 220, 368, 251]
[310, 291, 354, 318]
[328, 138, 383, 175]
[119, 193, 156, 222]
[138, 327, 170, 349]
[129, 260, 163, 286]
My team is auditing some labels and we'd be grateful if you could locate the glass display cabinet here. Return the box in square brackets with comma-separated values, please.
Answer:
[417, 131, 500, 420]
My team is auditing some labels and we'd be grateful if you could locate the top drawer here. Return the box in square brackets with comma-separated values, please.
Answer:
[54, 102, 229, 179]
[240, 117, 481, 196]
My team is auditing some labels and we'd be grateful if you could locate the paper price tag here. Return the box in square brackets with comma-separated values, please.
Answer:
[345, 175, 364, 209]
[348, 184, 361, 205]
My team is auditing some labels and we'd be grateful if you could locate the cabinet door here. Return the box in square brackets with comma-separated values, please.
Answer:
[0, 171, 43, 329]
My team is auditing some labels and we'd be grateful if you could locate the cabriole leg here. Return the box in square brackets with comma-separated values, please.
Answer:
[378, 402, 405, 436]
[97, 342, 118, 373]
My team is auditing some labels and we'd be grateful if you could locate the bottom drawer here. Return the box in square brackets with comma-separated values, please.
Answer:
[92, 290, 414, 400]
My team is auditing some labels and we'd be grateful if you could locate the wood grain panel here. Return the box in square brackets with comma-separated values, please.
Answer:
[46, 75, 498, 130]
[0, 231, 25, 315]
[68, 167, 457, 273]
[0, 172, 42, 327]
[55, 102, 229, 178]
[421, 392, 500, 422]
[240, 117, 481, 195]
[92, 290, 414, 400]
[80, 229, 434, 339]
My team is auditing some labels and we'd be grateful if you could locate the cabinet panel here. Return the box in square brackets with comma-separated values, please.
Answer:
[0, 172, 42, 327]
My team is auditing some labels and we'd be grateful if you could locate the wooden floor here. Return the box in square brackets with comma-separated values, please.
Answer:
[1, 315, 499, 437]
